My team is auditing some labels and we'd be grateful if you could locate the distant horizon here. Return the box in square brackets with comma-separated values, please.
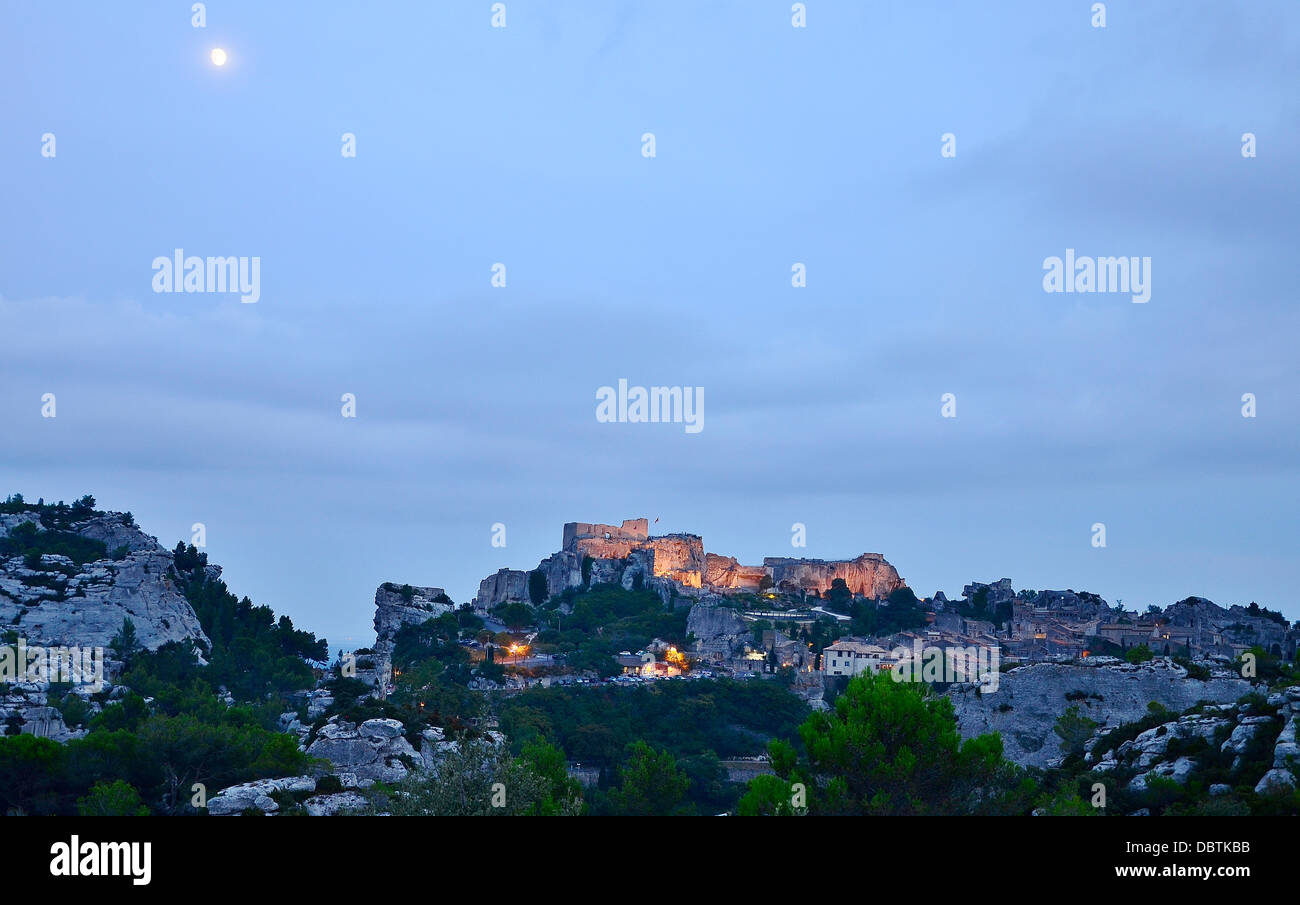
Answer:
[4, 491, 1288, 649]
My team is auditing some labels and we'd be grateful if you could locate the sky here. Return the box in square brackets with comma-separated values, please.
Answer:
[2, 1, 1297, 648]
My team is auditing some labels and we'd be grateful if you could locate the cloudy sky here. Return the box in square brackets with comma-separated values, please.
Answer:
[2, 1, 1297, 647]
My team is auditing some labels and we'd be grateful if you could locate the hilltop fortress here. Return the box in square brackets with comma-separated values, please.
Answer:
[471, 518, 905, 611]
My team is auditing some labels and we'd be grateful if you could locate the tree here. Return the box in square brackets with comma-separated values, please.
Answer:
[1054, 705, 1098, 759]
[849, 600, 878, 637]
[110, 617, 141, 662]
[756, 671, 1027, 815]
[824, 578, 853, 613]
[384, 740, 579, 816]
[606, 741, 691, 816]
[0, 734, 65, 814]
[517, 741, 584, 816]
[528, 570, 549, 606]
[1125, 644, 1154, 664]
[499, 602, 534, 632]
[736, 774, 804, 816]
[76, 780, 149, 816]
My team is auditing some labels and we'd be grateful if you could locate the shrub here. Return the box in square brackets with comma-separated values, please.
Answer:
[315, 774, 344, 794]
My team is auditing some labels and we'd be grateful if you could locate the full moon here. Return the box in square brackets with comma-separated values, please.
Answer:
[210, 48, 228, 67]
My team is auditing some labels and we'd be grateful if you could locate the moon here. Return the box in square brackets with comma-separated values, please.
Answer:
[210, 48, 228, 67]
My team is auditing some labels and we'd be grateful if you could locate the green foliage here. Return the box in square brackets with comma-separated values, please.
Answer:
[0, 519, 108, 567]
[765, 671, 1028, 815]
[176, 561, 327, 699]
[1236, 646, 1297, 686]
[110, 616, 141, 662]
[676, 750, 737, 814]
[849, 587, 928, 637]
[89, 693, 150, 732]
[498, 601, 536, 632]
[1125, 644, 1154, 664]
[0, 711, 309, 815]
[314, 774, 344, 793]
[52, 688, 92, 729]
[0, 734, 65, 815]
[736, 773, 803, 816]
[1054, 705, 1098, 759]
[518, 740, 585, 815]
[602, 741, 691, 816]
[499, 678, 807, 813]
[382, 740, 579, 816]
[1173, 655, 1211, 680]
[0, 501, 329, 816]
[823, 578, 852, 612]
[391, 614, 470, 682]
[1035, 789, 1095, 816]
[500, 678, 807, 770]
[387, 662, 486, 733]
[76, 779, 149, 816]
[528, 569, 549, 605]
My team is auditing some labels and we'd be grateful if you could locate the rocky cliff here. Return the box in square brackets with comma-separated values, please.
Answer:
[686, 603, 749, 660]
[764, 552, 905, 598]
[371, 583, 455, 668]
[474, 568, 529, 609]
[0, 508, 209, 654]
[704, 554, 766, 590]
[1083, 685, 1300, 803]
[470, 517, 905, 610]
[947, 659, 1252, 769]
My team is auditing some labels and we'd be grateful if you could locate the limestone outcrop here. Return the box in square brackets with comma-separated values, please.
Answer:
[474, 568, 529, 609]
[207, 776, 317, 816]
[1080, 685, 1300, 798]
[947, 659, 1252, 769]
[704, 554, 766, 591]
[0, 507, 210, 655]
[468, 516, 905, 611]
[644, 535, 705, 587]
[371, 583, 454, 666]
[764, 552, 905, 598]
[687, 604, 749, 660]
[304, 717, 419, 783]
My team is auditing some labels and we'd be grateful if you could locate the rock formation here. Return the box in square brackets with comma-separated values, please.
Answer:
[686, 604, 750, 660]
[704, 554, 767, 591]
[304, 717, 418, 784]
[764, 553, 905, 598]
[0, 508, 210, 655]
[947, 658, 1251, 769]
[474, 568, 529, 609]
[371, 583, 455, 669]
[468, 517, 905, 611]
[1078, 685, 1300, 799]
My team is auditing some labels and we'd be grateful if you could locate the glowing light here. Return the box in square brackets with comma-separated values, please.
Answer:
[210, 48, 228, 66]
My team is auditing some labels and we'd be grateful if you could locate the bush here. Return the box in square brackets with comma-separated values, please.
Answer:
[315, 774, 344, 793]
[1125, 644, 1154, 664]
[529, 570, 549, 606]
[76, 780, 150, 816]
[0, 520, 108, 567]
